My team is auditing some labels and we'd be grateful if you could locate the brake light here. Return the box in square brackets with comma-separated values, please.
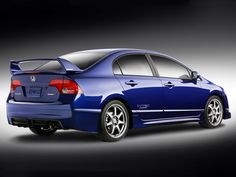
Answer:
[11, 80, 22, 93]
[49, 79, 82, 94]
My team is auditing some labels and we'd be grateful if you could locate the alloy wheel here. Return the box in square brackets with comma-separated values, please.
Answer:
[104, 104, 128, 138]
[207, 98, 223, 126]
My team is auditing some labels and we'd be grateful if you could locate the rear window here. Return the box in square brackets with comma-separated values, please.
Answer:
[61, 52, 108, 70]
[19, 60, 63, 72]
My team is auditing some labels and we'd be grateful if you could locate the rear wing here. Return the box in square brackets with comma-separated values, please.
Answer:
[10, 58, 82, 75]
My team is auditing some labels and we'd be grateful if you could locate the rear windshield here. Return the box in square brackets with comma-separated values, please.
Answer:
[61, 52, 108, 70]
[19, 60, 63, 72]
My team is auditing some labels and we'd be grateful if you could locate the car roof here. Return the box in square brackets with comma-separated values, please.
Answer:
[59, 48, 194, 74]
[77, 48, 193, 71]
[59, 48, 182, 70]
[59, 48, 169, 58]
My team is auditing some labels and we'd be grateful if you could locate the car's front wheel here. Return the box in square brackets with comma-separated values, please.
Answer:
[99, 100, 129, 142]
[29, 126, 57, 136]
[200, 95, 223, 128]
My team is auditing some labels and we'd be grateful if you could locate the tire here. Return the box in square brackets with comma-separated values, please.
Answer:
[200, 95, 223, 128]
[99, 100, 129, 142]
[29, 126, 57, 136]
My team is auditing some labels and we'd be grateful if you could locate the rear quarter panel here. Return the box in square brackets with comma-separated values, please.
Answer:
[68, 75, 127, 132]
[71, 76, 126, 109]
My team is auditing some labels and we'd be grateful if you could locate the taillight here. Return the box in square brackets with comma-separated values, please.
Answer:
[49, 79, 82, 94]
[11, 80, 22, 93]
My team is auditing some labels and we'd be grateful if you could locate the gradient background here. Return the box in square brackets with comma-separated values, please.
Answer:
[0, 0, 236, 176]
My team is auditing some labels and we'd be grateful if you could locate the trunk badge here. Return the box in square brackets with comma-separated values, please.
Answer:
[30, 75, 36, 82]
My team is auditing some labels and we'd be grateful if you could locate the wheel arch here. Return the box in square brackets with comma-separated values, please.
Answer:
[208, 90, 228, 118]
[208, 90, 225, 107]
[100, 95, 133, 129]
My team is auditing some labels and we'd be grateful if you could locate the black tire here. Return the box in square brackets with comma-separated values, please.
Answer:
[200, 95, 223, 128]
[98, 100, 129, 142]
[29, 126, 57, 136]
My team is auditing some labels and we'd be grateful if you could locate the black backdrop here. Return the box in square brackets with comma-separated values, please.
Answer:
[0, 1, 236, 177]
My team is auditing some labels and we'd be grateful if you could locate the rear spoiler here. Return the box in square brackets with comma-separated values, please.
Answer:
[10, 58, 82, 75]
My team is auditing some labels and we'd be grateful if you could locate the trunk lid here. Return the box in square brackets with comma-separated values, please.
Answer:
[10, 58, 81, 103]
[12, 74, 64, 103]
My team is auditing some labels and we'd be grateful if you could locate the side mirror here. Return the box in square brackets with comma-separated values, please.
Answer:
[191, 71, 199, 80]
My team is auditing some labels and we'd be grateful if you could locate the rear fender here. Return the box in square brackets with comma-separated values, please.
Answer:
[100, 94, 130, 110]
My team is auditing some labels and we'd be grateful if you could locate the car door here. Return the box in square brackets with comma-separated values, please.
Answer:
[150, 55, 206, 119]
[113, 54, 164, 122]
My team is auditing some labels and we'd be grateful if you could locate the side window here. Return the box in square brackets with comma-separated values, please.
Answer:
[113, 61, 122, 75]
[116, 55, 153, 76]
[151, 55, 190, 79]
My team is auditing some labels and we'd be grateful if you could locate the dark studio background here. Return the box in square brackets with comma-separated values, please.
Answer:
[0, 0, 236, 176]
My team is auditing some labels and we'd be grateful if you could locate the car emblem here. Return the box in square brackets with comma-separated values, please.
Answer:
[30, 75, 36, 82]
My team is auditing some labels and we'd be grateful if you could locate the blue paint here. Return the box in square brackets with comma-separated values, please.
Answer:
[6, 49, 231, 132]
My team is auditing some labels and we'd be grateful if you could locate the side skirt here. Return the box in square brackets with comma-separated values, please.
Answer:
[142, 116, 200, 125]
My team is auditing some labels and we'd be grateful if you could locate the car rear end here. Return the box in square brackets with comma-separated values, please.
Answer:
[6, 59, 81, 130]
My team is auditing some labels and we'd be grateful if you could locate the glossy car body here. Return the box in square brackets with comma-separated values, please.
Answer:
[6, 49, 231, 134]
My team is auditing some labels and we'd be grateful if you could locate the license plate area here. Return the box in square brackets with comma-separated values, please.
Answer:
[27, 87, 42, 97]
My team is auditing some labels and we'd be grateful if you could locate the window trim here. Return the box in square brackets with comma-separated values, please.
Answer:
[113, 60, 123, 75]
[148, 54, 193, 80]
[112, 53, 156, 77]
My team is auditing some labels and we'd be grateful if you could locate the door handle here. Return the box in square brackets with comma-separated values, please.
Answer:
[164, 82, 175, 87]
[125, 80, 138, 87]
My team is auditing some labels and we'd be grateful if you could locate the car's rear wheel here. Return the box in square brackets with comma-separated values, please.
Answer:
[99, 100, 129, 142]
[29, 126, 57, 136]
[200, 96, 223, 128]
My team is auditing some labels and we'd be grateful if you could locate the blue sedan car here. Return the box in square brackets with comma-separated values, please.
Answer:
[7, 48, 231, 141]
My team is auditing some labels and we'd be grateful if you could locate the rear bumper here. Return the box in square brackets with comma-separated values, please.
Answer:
[7, 100, 73, 128]
[11, 118, 63, 129]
